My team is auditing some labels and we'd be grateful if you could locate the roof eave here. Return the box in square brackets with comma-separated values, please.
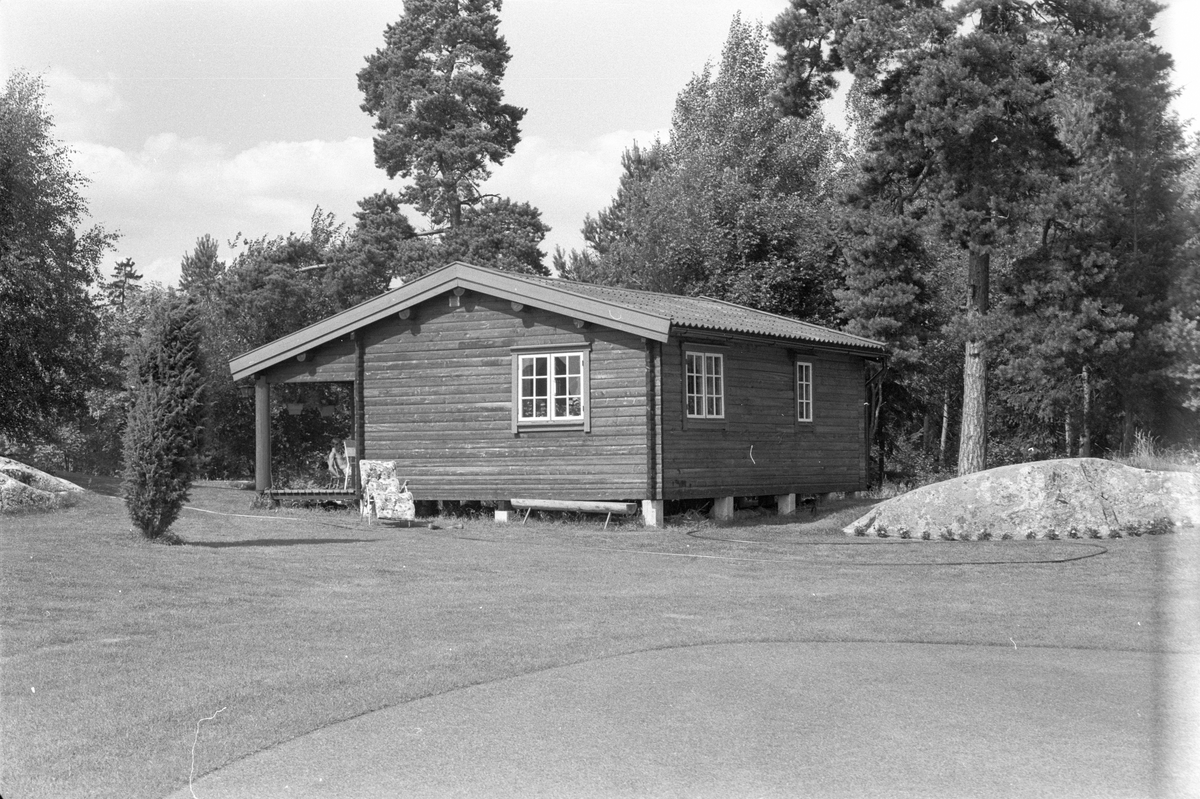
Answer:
[228, 263, 672, 381]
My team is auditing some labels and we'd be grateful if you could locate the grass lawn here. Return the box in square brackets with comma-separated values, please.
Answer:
[0, 482, 1187, 798]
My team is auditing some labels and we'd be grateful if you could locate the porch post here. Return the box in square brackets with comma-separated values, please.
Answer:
[354, 331, 365, 498]
[254, 376, 272, 491]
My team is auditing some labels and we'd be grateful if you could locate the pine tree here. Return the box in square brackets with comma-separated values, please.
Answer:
[179, 234, 224, 296]
[101, 258, 143, 311]
[358, 0, 525, 229]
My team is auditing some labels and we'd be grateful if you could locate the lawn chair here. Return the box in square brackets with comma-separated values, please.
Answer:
[358, 459, 414, 524]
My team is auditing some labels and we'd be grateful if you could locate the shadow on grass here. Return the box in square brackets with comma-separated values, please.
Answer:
[185, 538, 380, 549]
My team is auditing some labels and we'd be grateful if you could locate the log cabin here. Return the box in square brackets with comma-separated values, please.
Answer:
[228, 261, 886, 526]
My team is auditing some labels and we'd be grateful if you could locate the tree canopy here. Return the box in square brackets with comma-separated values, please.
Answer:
[358, 0, 525, 229]
[564, 16, 846, 323]
[770, 0, 1190, 472]
[0, 71, 115, 442]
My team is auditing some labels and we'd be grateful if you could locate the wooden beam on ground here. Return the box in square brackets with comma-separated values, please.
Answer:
[510, 498, 638, 515]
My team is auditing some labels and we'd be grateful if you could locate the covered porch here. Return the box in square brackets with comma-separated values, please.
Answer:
[246, 330, 366, 502]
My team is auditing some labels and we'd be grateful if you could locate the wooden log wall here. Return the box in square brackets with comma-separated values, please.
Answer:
[359, 293, 650, 501]
[660, 335, 868, 499]
[266, 338, 356, 383]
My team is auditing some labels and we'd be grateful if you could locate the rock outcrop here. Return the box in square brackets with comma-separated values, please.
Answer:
[0, 457, 85, 513]
[844, 458, 1200, 540]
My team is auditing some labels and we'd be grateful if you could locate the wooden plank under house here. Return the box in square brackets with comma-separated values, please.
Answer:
[228, 261, 886, 526]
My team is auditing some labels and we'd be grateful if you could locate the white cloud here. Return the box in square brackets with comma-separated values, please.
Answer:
[487, 127, 667, 258]
[73, 134, 392, 286]
[43, 67, 125, 142]
[74, 122, 670, 287]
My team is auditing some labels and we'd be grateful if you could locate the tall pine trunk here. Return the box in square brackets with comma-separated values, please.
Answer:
[939, 387, 950, 469]
[958, 248, 989, 475]
[1079, 365, 1092, 457]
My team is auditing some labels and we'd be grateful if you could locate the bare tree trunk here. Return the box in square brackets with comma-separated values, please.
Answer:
[1122, 394, 1136, 454]
[1079, 365, 1092, 458]
[958, 249, 989, 475]
[939, 387, 950, 469]
[922, 411, 936, 455]
[1064, 413, 1074, 457]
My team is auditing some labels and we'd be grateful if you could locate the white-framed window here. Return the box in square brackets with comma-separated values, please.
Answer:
[685, 351, 724, 419]
[516, 351, 585, 423]
[796, 361, 813, 422]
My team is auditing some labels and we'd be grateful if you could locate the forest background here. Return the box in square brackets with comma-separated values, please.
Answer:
[2, 0, 1198, 489]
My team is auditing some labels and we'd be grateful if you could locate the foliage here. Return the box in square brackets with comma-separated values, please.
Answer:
[195, 210, 355, 478]
[179, 234, 224, 297]
[567, 16, 847, 323]
[441, 198, 549, 275]
[771, 0, 1195, 474]
[1111, 430, 1200, 474]
[100, 257, 143, 311]
[121, 292, 205, 539]
[358, 0, 524, 229]
[0, 71, 115, 442]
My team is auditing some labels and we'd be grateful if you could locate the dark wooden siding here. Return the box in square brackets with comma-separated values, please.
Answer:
[266, 338, 356, 384]
[359, 293, 649, 500]
[660, 335, 867, 499]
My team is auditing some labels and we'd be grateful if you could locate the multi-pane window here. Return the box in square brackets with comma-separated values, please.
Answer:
[796, 361, 813, 422]
[518, 352, 583, 422]
[685, 352, 724, 418]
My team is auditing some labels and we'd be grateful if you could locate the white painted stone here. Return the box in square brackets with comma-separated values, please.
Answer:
[641, 499, 664, 528]
[775, 493, 797, 516]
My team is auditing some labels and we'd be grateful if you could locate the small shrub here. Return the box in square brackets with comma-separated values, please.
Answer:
[122, 294, 204, 540]
[978, 530, 993, 541]
[1000, 532, 1013, 540]
[920, 530, 932, 540]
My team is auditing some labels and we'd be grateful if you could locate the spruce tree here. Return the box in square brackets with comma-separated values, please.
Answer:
[121, 293, 205, 540]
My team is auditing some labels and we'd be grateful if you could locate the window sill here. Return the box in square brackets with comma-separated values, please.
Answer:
[515, 421, 587, 435]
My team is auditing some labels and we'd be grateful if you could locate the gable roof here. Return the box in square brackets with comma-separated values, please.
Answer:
[229, 261, 884, 381]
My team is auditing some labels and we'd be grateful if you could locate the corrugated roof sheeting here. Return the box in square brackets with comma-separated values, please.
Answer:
[519, 275, 885, 351]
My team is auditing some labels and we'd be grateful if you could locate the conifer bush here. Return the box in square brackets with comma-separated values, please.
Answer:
[121, 293, 205, 539]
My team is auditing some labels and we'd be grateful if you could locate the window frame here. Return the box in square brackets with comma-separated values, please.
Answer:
[796, 360, 814, 423]
[510, 343, 591, 434]
[684, 349, 725, 421]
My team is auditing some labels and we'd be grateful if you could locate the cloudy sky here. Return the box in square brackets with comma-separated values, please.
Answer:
[3, 0, 1198, 287]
